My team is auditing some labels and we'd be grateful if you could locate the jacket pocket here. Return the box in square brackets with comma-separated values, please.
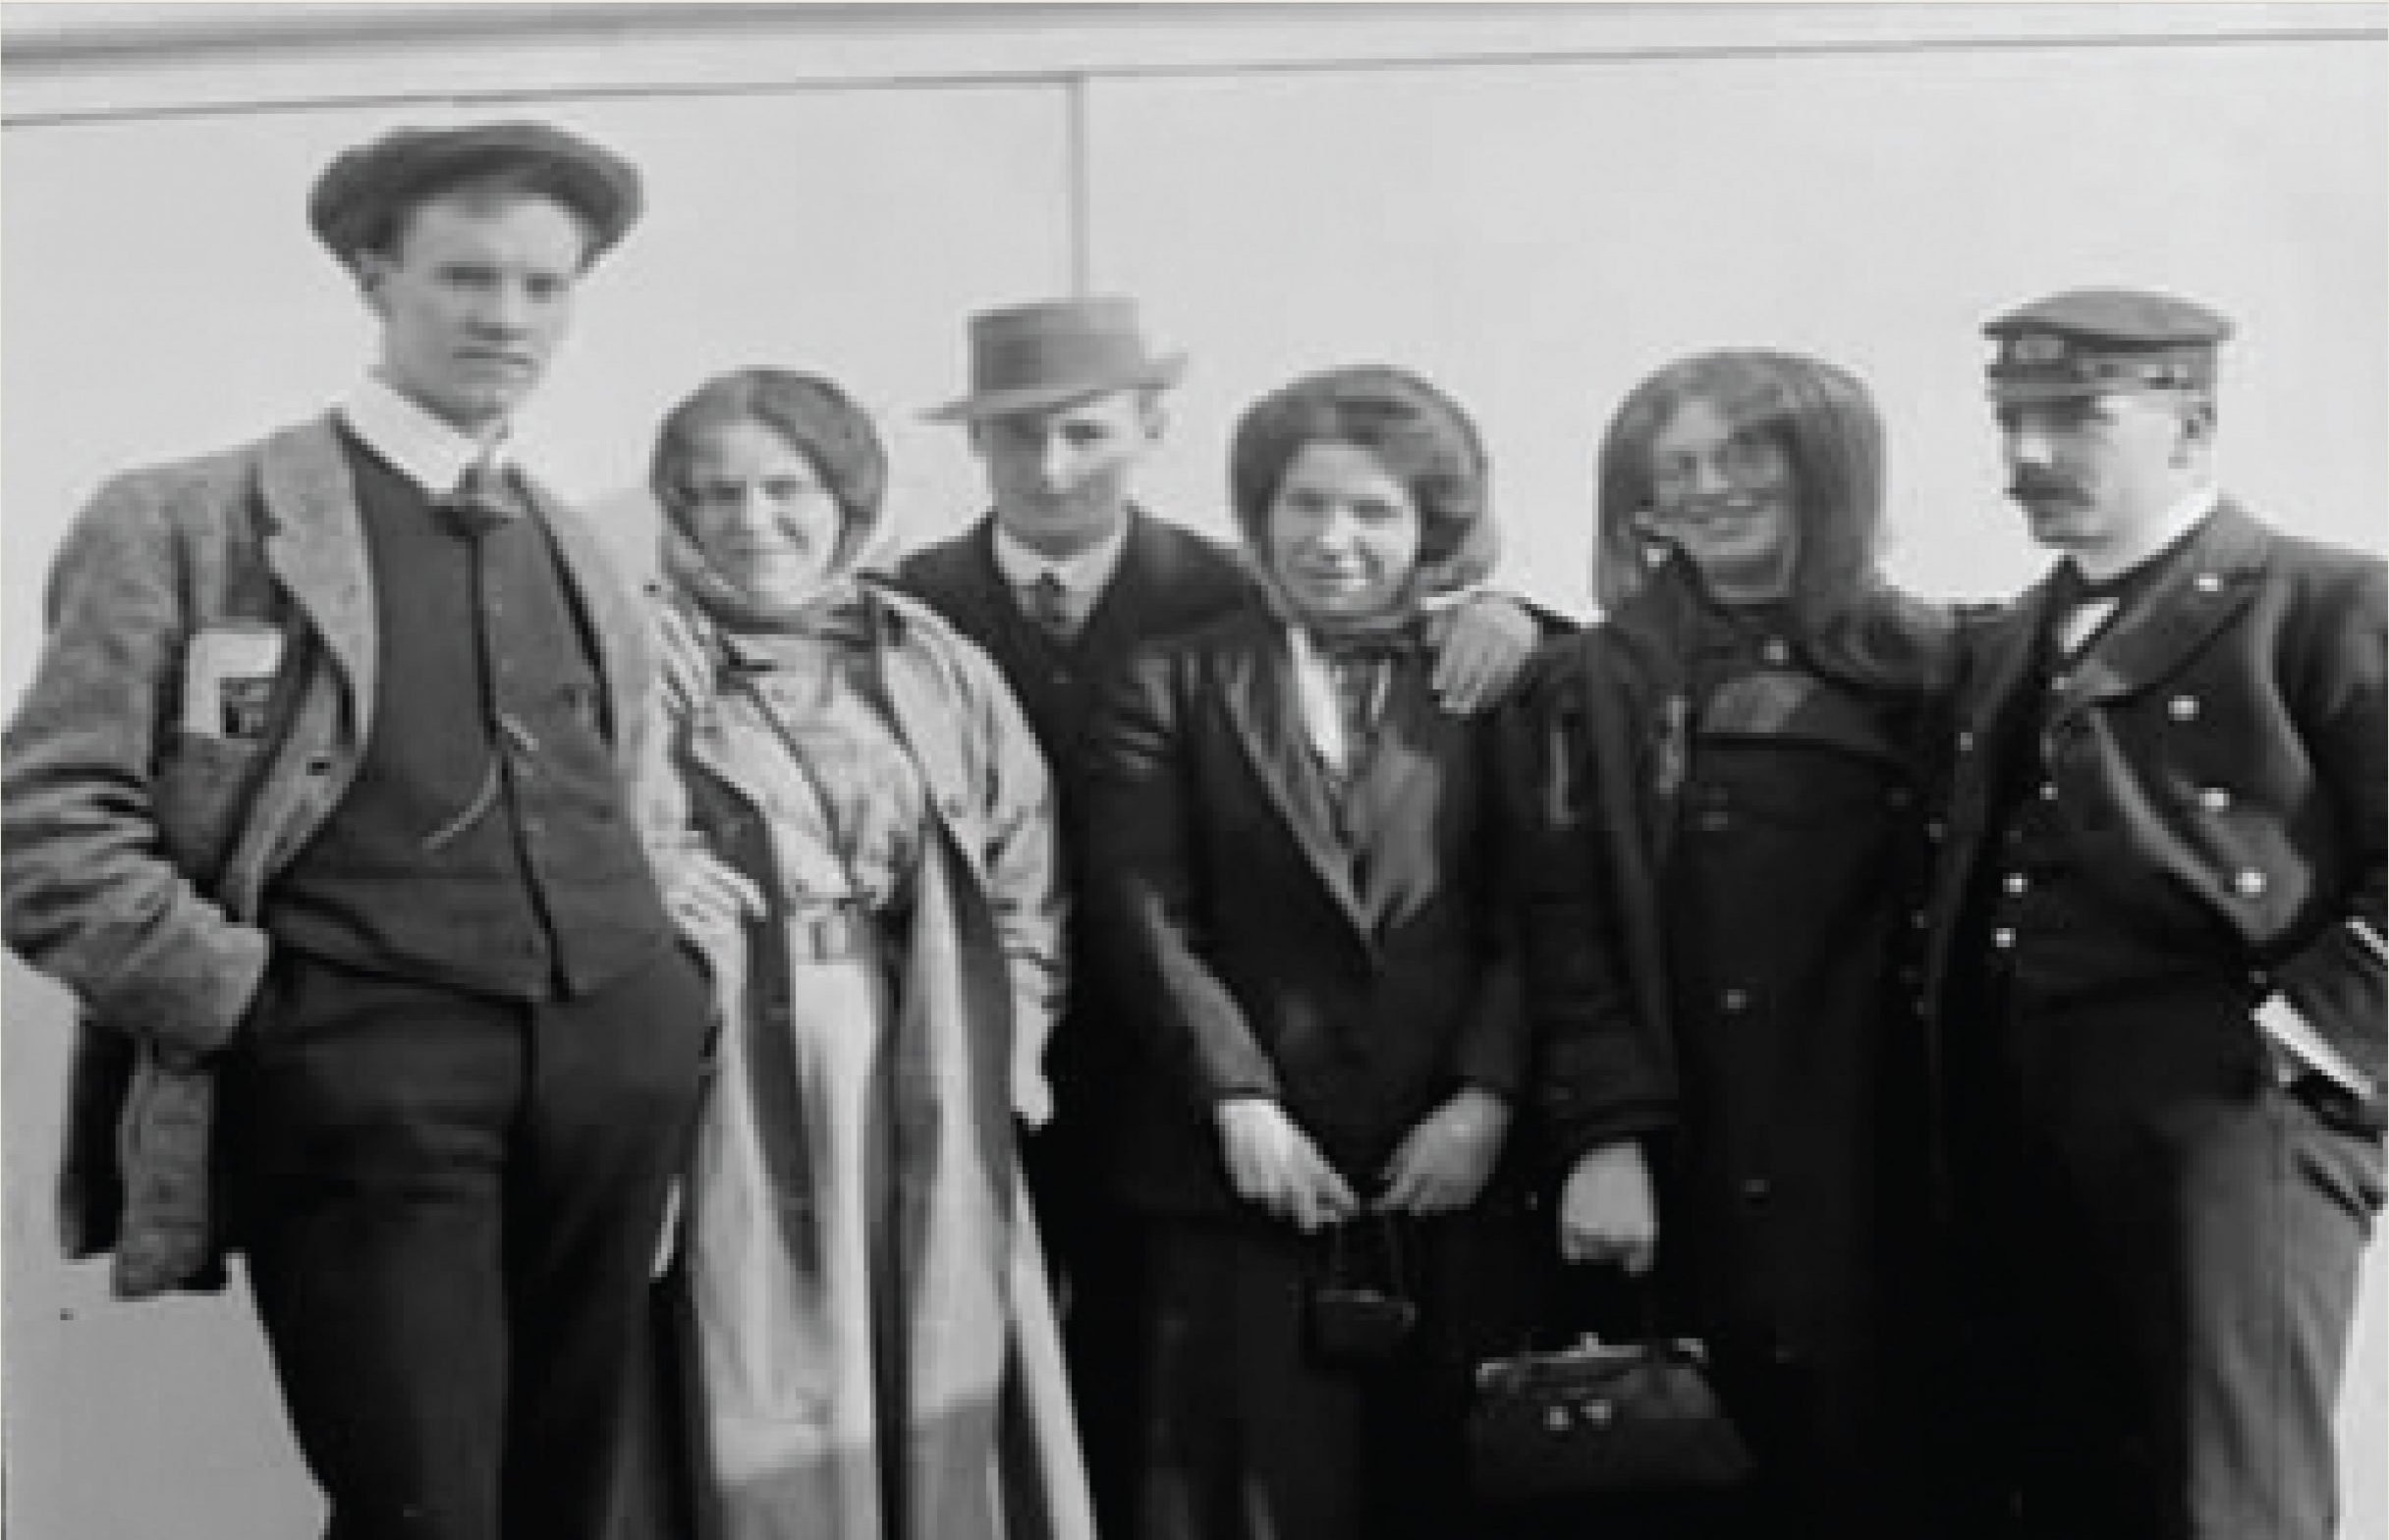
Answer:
[154, 730, 267, 884]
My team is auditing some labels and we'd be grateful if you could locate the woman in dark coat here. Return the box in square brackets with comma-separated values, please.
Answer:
[1519, 351, 1956, 1539]
[1082, 365, 1539, 1540]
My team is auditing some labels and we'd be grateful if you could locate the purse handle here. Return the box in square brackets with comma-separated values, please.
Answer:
[1323, 1212, 1413, 1298]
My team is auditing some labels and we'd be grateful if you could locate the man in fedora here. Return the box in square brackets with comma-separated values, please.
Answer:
[895, 294, 1537, 1529]
[1918, 288, 2384, 1539]
[4, 122, 711, 1540]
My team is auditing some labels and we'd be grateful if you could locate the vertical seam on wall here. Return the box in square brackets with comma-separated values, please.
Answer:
[1067, 72, 1091, 296]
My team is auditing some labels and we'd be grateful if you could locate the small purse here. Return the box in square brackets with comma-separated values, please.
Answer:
[1304, 1215, 1420, 1370]
[1466, 1330, 1752, 1502]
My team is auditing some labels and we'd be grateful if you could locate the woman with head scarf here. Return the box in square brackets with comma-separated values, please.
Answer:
[1518, 351, 1956, 1537]
[643, 367, 1092, 1540]
[1082, 364, 1538, 1540]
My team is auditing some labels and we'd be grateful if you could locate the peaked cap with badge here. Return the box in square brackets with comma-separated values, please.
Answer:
[1982, 287, 2234, 404]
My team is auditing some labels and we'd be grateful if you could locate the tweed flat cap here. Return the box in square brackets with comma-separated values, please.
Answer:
[308, 121, 643, 266]
[1983, 287, 2233, 403]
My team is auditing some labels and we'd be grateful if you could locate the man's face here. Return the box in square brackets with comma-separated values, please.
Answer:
[1997, 391, 2200, 559]
[361, 191, 589, 435]
[970, 388, 1160, 557]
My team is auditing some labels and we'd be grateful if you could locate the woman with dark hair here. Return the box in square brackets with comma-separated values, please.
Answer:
[1083, 365, 1537, 1540]
[1520, 351, 1954, 1538]
[644, 368, 1093, 1540]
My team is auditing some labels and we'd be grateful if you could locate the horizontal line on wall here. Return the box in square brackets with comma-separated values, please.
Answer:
[7, 15, 2382, 129]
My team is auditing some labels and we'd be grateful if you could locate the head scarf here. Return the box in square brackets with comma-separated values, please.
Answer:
[1227, 363, 1495, 641]
[650, 367, 889, 636]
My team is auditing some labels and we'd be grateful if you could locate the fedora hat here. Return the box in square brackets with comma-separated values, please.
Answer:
[925, 297, 1187, 422]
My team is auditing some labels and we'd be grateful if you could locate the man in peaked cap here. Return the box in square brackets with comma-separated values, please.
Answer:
[4, 122, 710, 1540]
[892, 295, 1541, 1532]
[1917, 288, 2385, 1539]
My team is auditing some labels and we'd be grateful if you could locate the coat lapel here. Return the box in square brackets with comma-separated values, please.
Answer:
[1959, 579, 2054, 745]
[1076, 509, 1191, 660]
[2051, 503, 2266, 720]
[256, 417, 376, 730]
[1342, 663, 1462, 934]
[1218, 628, 1371, 936]
[527, 477, 650, 758]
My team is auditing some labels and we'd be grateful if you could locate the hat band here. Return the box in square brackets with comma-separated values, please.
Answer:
[974, 331, 1161, 396]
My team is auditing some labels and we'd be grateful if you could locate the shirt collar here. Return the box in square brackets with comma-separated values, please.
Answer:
[2074, 481, 2221, 584]
[339, 374, 514, 497]
[990, 515, 1133, 601]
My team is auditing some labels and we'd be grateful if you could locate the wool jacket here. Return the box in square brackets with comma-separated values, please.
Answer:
[2, 414, 670, 1296]
[1918, 500, 2387, 1126]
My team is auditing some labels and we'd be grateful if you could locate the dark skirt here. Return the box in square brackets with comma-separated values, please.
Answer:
[1127, 1204, 1542, 1540]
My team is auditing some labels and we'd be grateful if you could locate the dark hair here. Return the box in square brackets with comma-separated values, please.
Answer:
[1596, 350, 1952, 691]
[650, 368, 889, 566]
[1229, 364, 1496, 593]
[365, 166, 602, 267]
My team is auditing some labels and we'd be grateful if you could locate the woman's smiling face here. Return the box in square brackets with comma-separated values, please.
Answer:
[1638, 395, 1800, 603]
[1263, 440, 1424, 624]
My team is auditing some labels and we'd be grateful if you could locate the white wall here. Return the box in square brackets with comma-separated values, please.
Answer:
[5, 6, 2384, 1537]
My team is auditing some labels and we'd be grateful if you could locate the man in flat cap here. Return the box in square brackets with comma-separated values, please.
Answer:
[1918, 288, 2385, 1539]
[892, 295, 1538, 1530]
[4, 122, 709, 1540]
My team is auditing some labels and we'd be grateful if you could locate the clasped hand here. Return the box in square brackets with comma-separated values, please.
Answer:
[1216, 1087, 1511, 1231]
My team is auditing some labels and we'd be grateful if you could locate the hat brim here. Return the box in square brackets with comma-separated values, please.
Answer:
[923, 354, 1187, 423]
[1986, 377, 2198, 405]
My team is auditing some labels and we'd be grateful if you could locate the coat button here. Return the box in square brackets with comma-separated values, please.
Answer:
[1991, 927, 2017, 950]
[2003, 872, 2028, 896]
[2235, 869, 2267, 897]
[1956, 731, 1976, 753]
[2195, 573, 2223, 594]
[1741, 1177, 1772, 1201]
[2169, 694, 2200, 722]
[1721, 988, 1750, 1013]
[1926, 820, 1948, 843]
[1761, 638, 1791, 666]
[2049, 672, 2071, 692]
[2200, 787, 2233, 812]
[2038, 782, 2059, 800]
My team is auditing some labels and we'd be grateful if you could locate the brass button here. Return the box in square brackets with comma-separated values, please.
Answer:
[2194, 573, 2223, 594]
[2004, 872, 2028, 896]
[2168, 694, 2200, 722]
[1991, 927, 2017, 950]
[2235, 869, 2267, 897]
[1721, 988, 1750, 1013]
[2200, 787, 2233, 812]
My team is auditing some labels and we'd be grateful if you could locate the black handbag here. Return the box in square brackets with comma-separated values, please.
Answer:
[1466, 1330, 1753, 1501]
[1304, 1215, 1421, 1370]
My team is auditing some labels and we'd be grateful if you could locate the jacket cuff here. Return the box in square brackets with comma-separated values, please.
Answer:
[100, 925, 269, 1067]
[2266, 916, 2386, 1113]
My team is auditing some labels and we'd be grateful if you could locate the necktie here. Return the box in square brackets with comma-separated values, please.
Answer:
[1326, 653, 1384, 760]
[1024, 571, 1075, 641]
[440, 458, 525, 539]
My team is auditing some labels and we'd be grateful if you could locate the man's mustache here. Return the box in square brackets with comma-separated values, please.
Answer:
[2010, 473, 2085, 503]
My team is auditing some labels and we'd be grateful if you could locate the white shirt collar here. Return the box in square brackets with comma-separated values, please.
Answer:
[2077, 481, 2221, 582]
[338, 375, 513, 497]
[991, 516, 1133, 602]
